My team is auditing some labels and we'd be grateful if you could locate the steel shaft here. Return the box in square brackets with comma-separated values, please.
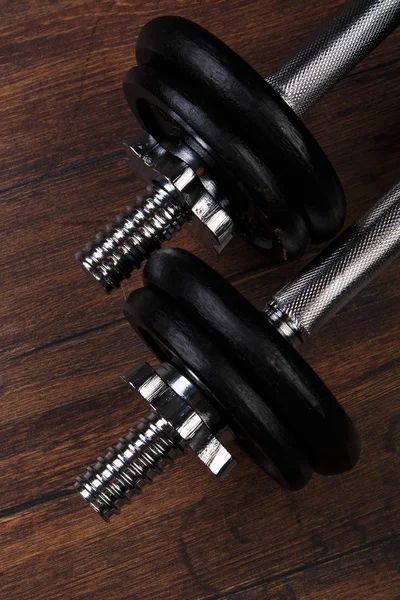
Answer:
[267, 182, 400, 340]
[266, 0, 400, 115]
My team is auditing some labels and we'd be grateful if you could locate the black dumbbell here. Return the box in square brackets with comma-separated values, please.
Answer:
[77, 0, 400, 292]
[75, 182, 400, 521]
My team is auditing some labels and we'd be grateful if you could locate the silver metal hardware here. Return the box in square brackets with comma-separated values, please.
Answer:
[264, 301, 305, 347]
[76, 362, 235, 520]
[265, 182, 400, 341]
[124, 362, 235, 479]
[78, 136, 234, 290]
[76, 182, 400, 519]
[124, 136, 234, 254]
[77, 0, 400, 291]
[75, 411, 183, 521]
[77, 183, 188, 292]
[266, 0, 400, 116]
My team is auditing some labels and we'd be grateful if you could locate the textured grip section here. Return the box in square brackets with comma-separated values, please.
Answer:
[266, 0, 400, 116]
[269, 183, 400, 337]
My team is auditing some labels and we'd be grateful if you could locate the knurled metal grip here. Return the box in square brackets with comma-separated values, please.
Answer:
[268, 183, 400, 339]
[267, 0, 400, 116]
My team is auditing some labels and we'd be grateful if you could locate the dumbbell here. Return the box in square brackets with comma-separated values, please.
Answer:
[75, 182, 400, 521]
[77, 0, 400, 292]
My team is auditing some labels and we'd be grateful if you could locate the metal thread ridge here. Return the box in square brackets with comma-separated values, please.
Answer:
[77, 184, 189, 292]
[75, 413, 184, 521]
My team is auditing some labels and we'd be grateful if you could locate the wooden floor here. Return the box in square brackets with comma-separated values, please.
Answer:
[1, 1, 399, 598]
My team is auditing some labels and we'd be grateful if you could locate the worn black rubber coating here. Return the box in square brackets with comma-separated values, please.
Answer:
[124, 285, 313, 490]
[142, 248, 361, 477]
[124, 16, 345, 259]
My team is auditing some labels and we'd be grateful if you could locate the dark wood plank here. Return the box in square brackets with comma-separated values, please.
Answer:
[1, 0, 399, 599]
[216, 538, 399, 599]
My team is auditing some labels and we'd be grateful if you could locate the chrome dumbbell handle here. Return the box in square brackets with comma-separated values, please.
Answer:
[267, 0, 400, 116]
[267, 182, 400, 342]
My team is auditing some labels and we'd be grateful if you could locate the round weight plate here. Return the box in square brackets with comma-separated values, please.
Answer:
[124, 16, 345, 258]
[143, 248, 361, 476]
[124, 285, 313, 490]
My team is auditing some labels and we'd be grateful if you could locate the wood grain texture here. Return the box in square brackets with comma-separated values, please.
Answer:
[0, 1, 399, 599]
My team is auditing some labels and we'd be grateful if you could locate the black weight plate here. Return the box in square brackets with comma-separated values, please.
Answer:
[143, 248, 361, 476]
[124, 63, 310, 259]
[124, 285, 313, 490]
[124, 16, 345, 256]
